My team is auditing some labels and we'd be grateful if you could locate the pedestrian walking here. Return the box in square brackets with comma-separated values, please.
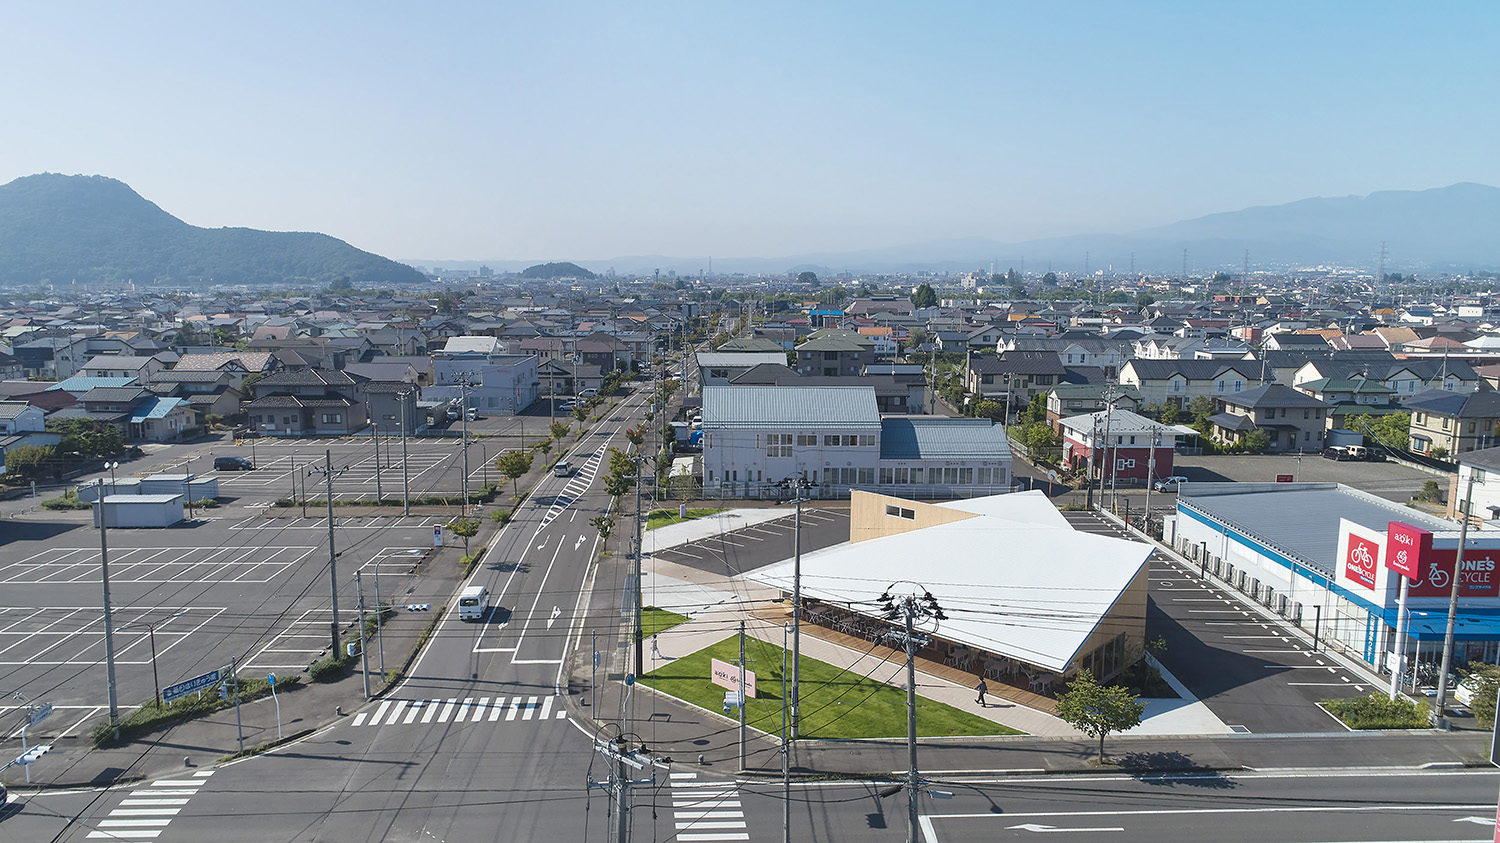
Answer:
[651, 634, 661, 660]
[975, 678, 988, 706]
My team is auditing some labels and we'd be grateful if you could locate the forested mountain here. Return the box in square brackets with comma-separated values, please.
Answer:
[0, 174, 426, 285]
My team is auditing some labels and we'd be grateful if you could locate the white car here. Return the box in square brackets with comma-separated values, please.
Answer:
[1153, 476, 1188, 493]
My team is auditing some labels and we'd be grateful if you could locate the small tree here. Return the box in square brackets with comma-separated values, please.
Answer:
[1241, 429, 1270, 454]
[572, 405, 588, 423]
[2, 443, 54, 479]
[1055, 668, 1146, 762]
[447, 516, 480, 556]
[590, 514, 614, 546]
[625, 427, 644, 450]
[494, 449, 534, 495]
[549, 421, 571, 441]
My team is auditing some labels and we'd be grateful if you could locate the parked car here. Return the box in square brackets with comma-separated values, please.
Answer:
[558, 401, 576, 413]
[577, 388, 598, 398]
[446, 407, 460, 420]
[213, 456, 254, 471]
[465, 408, 479, 421]
[1152, 475, 1188, 493]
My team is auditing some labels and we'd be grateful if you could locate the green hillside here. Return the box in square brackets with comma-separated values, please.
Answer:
[0, 173, 427, 286]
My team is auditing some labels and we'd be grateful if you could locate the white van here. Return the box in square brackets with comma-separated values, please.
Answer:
[458, 585, 489, 621]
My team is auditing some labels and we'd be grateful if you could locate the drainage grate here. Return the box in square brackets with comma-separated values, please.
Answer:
[1228, 724, 1251, 734]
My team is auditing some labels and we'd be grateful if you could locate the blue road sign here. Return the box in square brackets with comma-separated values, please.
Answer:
[163, 668, 221, 704]
[267, 673, 276, 686]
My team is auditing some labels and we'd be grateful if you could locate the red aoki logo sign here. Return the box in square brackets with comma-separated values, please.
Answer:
[1385, 521, 1433, 581]
[1344, 533, 1379, 590]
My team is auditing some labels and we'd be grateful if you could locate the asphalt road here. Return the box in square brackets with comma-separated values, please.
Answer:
[754, 768, 1500, 842]
[4, 387, 663, 842]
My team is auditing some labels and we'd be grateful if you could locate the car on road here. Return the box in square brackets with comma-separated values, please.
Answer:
[458, 585, 490, 621]
[1153, 475, 1188, 492]
[553, 460, 573, 478]
[213, 456, 254, 471]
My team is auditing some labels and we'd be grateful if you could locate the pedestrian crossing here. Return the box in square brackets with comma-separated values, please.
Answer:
[350, 694, 568, 728]
[670, 771, 749, 841]
[87, 768, 214, 840]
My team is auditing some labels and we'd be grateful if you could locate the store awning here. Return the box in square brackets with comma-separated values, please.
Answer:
[1404, 609, 1500, 642]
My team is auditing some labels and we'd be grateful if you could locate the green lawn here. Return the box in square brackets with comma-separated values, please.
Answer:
[642, 606, 690, 639]
[646, 507, 727, 530]
[641, 636, 1021, 739]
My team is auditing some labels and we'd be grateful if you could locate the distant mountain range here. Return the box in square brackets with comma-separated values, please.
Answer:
[0, 173, 425, 286]
[416, 182, 1500, 277]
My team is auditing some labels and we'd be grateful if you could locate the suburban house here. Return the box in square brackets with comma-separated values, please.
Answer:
[965, 351, 1067, 407]
[1292, 375, 1400, 430]
[696, 351, 790, 387]
[55, 386, 195, 442]
[79, 354, 171, 384]
[537, 359, 606, 400]
[700, 385, 1011, 498]
[0, 401, 46, 434]
[246, 369, 369, 437]
[427, 349, 539, 416]
[1291, 355, 1479, 397]
[1002, 335, 1131, 378]
[1058, 408, 1179, 484]
[1045, 384, 1142, 429]
[1118, 359, 1262, 408]
[149, 369, 244, 419]
[1207, 383, 1329, 453]
[1404, 389, 1500, 456]
[793, 329, 875, 377]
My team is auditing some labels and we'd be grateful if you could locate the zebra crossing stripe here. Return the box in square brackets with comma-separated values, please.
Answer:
[471, 697, 490, 721]
[453, 698, 473, 721]
[368, 700, 392, 725]
[539, 695, 555, 719]
[421, 700, 439, 723]
[506, 699, 520, 721]
[404, 700, 424, 723]
[386, 700, 409, 724]
[490, 697, 506, 720]
[437, 699, 458, 722]
[522, 695, 539, 720]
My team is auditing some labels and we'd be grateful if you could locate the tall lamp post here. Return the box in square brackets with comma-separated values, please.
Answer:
[92, 496, 121, 741]
[776, 474, 815, 739]
[116, 611, 186, 708]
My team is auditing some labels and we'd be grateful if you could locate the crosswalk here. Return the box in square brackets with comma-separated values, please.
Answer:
[351, 694, 567, 728]
[670, 771, 749, 841]
[88, 768, 215, 840]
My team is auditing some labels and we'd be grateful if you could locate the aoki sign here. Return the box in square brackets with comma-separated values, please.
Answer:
[1384, 521, 1432, 581]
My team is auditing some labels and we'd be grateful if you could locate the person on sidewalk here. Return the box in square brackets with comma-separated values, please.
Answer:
[651, 634, 662, 660]
[975, 678, 988, 706]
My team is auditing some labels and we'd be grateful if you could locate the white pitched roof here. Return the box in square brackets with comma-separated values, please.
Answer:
[746, 491, 1151, 672]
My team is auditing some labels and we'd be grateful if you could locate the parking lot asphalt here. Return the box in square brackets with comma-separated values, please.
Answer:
[1173, 452, 1436, 503]
[1062, 510, 1374, 733]
[0, 511, 446, 721]
[646, 507, 850, 579]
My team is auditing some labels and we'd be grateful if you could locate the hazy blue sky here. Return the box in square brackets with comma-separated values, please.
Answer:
[3, 2, 1496, 262]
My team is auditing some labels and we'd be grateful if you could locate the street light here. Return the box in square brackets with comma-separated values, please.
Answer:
[115, 611, 186, 708]
[105, 461, 120, 495]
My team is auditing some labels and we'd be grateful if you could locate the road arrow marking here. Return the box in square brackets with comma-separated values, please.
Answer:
[1454, 816, 1496, 826]
[575, 535, 585, 550]
[1008, 823, 1124, 833]
[548, 606, 561, 628]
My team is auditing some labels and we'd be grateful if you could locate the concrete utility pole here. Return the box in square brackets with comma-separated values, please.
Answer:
[458, 376, 475, 514]
[589, 734, 663, 843]
[372, 424, 383, 503]
[632, 456, 645, 678]
[356, 571, 370, 699]
[781, 622, 791, 843]
[1143, 430, 1160, 535]
[400, 389, 413, 516]
[1434, 475, 1476, 728]
[738, 620, 748, 771]
[95, 499, 120, 740]
[309, 450, 344, 653]
[879, 583, 946, 843]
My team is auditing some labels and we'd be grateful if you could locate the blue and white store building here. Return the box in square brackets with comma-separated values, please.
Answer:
[1168, 482, 1500, 676]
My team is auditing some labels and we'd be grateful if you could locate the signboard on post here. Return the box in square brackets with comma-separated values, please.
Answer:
[434, 525, 443, 547]
[710, 658, 756, 698]
[1385, 521, 1433, 581]
[1275, 474, 1294, 483]
[29, 703, 53, 726]
[163, 668, 221, 704]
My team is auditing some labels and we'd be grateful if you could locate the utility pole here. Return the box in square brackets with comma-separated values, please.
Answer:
[1143, 430, 1160, 535]
[738, 620, 748, 771]
[310, 451, 344, 653]
[356, 571, 370, 698]
[589, 734, 663, 843]
[778, 475, 813, 739]
[781, 621, 791, 843]
[1098, 387, 1117, 513]
[458, 376, 475, 514]
[94, 499, 120, 740]
[1085, 414, 1098, 510]
[1434, 474, 1475, 728]
[879, 583, 946, 843]
[632, 456, 644, 678]
[372, 424, 383, 503]
[400, 389, 412, 516]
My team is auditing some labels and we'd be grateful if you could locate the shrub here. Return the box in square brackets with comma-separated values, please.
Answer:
[92, 674, 302, 747]
[42, 489, 93, 510]
[1417, 480, 1443, 503]
[1321, 693, 1427, 729]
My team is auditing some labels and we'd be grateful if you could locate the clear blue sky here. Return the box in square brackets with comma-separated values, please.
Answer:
[3, 2, 1496, 262]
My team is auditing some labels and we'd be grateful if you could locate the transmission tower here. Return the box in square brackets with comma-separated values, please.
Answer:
[1377, 240, 1388, 284]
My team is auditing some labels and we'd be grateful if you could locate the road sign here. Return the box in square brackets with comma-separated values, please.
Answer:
[163, 668, 222, 704]
[434, 525, 443, 547]
[29, 703, 53, 726]
[1276, 474, 1294, 483]
[267, 673, 276, 686]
